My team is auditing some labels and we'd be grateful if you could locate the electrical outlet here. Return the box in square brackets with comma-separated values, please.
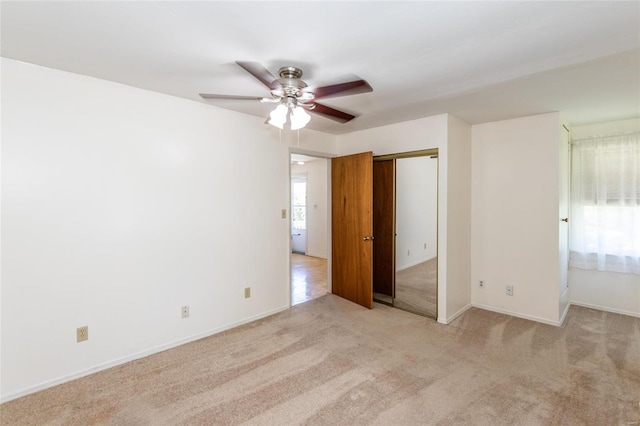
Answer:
[424, 243, 427, 249]
[506, 285, 514, 296]
[479, 280, 485, 288]
[77, 326, 88, 342]
[407, 249, 410, 256]
[181, 306, 189, 319]
[281, 209, 286, 219]
[244, 287, 251, 298]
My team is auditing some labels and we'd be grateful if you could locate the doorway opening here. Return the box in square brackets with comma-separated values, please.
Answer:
[290, 153, 329, 306]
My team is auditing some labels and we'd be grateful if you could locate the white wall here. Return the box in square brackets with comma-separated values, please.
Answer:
[471, 112, 562, 325]
[290, 159, 328, 259]
[568, 118, 640, 317]
[0, 58, 336, 401]
[395, 156, 438, 270]
[335, 114, 448, 157]
[569, 269, 639, 317]
[571, 117, 640, 139]
[336, 113, 472, 324]
[445, 115, 472, 321]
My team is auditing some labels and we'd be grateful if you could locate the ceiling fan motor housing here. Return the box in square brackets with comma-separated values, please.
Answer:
[278, 66, 303, 79]
[275, 66, 308, 97]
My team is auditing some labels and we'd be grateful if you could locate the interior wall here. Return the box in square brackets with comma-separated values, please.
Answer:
[336, 113, 473, 324]
[569, 269, 640, 317]
[445, 115, 472, 321]
[395, 157, 438, 270]
[335, 114, 448, 157]
[568, 117, 640, 317]
[471, 112, 562, 325]
[290, 159, 328, 259]
[571, 117, 640, 139]
[0, 58, 337, 401]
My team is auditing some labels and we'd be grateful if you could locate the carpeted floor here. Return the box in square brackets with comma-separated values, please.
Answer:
[394, 258, 437, 318]
[2, 295, 639, 425]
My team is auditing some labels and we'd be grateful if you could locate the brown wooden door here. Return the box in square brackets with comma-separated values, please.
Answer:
[331, 152, 373, 309]
[373, 159, 395, 298]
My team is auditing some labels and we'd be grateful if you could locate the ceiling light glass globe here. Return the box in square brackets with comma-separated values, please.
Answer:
[268, 104, 288, 129]
[290, 106, 311, 130]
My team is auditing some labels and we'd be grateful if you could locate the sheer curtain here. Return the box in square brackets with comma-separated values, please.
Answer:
[570, 132, 640, 274]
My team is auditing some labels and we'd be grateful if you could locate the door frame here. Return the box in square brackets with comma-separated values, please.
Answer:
[289, 149, 335, 307]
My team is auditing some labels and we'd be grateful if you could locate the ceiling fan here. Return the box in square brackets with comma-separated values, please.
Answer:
[199, 61, 373, 129]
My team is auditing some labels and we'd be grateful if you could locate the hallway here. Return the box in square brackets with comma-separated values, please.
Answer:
[291, 253, 327, 305]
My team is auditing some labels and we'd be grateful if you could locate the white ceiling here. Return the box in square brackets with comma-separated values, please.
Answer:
[2, 1, 639, 134]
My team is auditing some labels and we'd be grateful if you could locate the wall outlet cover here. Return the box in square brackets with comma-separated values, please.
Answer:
[77, 326, 88, 342]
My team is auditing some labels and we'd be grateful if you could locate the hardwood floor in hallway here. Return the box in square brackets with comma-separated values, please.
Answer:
[291, 253, 328, 305]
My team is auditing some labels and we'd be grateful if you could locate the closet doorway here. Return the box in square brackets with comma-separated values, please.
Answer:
[373, 149, 439, 319]
[290, 154, 329, 306]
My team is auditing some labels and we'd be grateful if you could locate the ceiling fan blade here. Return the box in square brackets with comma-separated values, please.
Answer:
[309, 102, 356, 123]
[200, 93, 265, 101]
[235, 61, 282, 90]
[312, 79, 372, 100]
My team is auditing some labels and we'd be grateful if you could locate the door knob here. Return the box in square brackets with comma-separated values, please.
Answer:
[561, 218, 569, 222]
[363, 236, 374, 241]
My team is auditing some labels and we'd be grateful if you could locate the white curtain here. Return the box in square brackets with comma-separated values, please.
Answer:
[569, 132, 640, 274]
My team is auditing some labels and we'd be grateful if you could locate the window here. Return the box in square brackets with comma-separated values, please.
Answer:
[569, 132, 640, 274]
[292, 181, 306, 230]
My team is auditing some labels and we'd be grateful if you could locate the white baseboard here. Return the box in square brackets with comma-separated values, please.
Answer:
[471, 303, 562, 326]
[396, 256, 436, 272]
[437, 303, 472, 324]
[435, 300, 637, 328]
[1, 305, 290, 403]
[570, 301, 640, 318]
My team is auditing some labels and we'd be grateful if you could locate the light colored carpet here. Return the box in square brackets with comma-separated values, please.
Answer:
[2, 295, 639, 425]
[394, 258, 437, 318]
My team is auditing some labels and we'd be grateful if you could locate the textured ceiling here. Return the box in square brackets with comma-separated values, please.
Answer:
[2, 1, 639, 134]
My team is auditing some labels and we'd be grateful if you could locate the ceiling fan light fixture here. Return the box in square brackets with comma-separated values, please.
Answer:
[290, 106, 311, 130]
[268, 104, 288, 129]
